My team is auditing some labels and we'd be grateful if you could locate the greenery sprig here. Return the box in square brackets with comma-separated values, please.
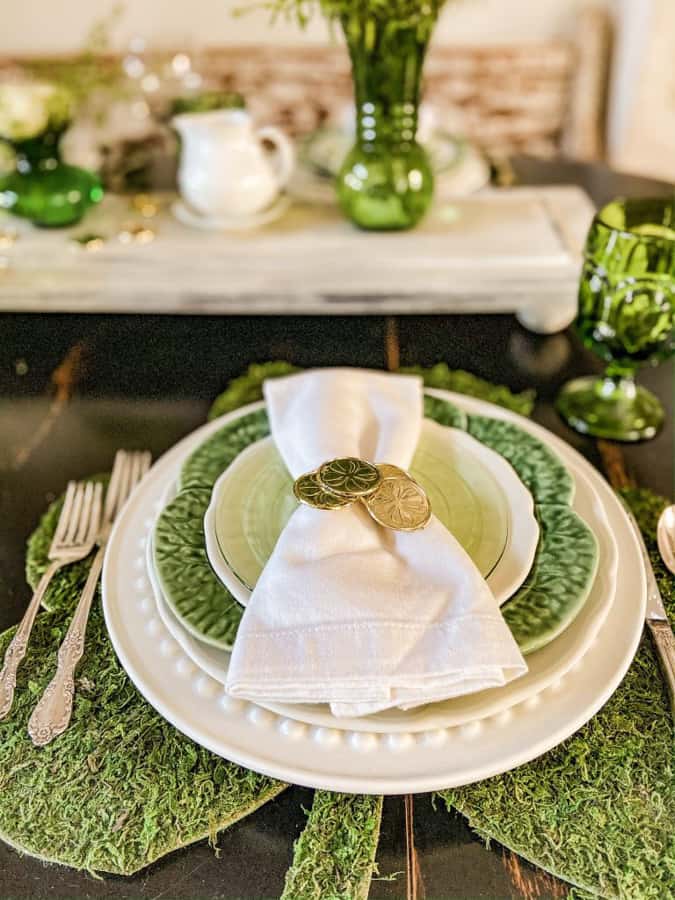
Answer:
[246, 0, 448, 29]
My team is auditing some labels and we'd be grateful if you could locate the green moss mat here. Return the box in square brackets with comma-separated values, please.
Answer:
[208, 360, 536, 421]
[440, 488, 675, 900]
[281, 793, 383, 900]
[0, 496, 286, 876]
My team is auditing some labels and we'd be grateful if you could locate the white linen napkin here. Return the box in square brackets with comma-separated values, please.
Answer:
[226, 368, 527, 716]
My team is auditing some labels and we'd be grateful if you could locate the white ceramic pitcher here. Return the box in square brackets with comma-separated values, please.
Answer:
[173, 108, 294, 219]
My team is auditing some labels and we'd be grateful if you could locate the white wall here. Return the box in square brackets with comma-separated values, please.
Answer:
[608, 0, 675, 181]
[3, 0, 611, 54]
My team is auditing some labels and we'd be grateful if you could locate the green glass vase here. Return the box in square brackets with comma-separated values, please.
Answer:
[557, 197, 675, 441]
[336, 15, 435, 231]
[0, 130, 103, 228]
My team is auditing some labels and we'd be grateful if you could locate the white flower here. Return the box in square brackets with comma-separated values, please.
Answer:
[0, 82, 73, 142]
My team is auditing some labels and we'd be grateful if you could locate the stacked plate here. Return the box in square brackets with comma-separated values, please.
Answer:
[288, 127, 491, 205]
[102, 389, 646, 793]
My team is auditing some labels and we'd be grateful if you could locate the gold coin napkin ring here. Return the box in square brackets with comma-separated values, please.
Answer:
[293, 456, 431, 533]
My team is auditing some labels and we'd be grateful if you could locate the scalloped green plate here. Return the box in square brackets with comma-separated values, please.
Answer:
[503, 504, 599, 653]
[154, 396, 597, 655]
[154, 487, 244, 650]
[466, 415, 573, 505]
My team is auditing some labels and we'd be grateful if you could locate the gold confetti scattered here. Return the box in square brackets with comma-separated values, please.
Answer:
[0, 228, 18, 249]
[118, 222, 156, 245]
[131, 193, 160, 218]
[72, 233, 106, 251]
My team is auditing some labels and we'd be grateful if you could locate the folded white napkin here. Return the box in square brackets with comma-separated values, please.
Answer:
[226, 368, 527, 716]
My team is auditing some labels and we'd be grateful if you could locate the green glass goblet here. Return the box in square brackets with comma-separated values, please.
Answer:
[556, 197, 675, 441]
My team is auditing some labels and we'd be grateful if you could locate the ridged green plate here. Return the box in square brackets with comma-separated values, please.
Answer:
[154, 409, 271, 651]
[153, 397, 597, 654]
[154, 488, 243, 650]
[502, 504, 598, 653]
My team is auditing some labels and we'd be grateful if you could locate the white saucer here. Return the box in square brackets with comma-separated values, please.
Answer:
[171, 195, 290, 231]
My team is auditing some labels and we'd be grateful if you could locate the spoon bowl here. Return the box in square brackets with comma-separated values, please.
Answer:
[656, 504, 675, 574]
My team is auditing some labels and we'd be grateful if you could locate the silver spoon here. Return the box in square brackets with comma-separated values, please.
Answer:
[656, 504, 675, 575]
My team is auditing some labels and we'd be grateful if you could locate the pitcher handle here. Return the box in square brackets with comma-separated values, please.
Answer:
[257, 126, 295, 189]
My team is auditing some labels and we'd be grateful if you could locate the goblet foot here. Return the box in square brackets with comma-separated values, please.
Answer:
[556, 375, 664, 442]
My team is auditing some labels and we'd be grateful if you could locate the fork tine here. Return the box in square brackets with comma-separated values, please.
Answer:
[52, 482, 77, 546]
[130, 451, 144, 489]
[63, 483, 86, 544]
[114, 451, 141, 517]
[75, 482, 94, 544]
[132, 451, 151, 490]
[126, 455, 139, 503]
[87, 483, 103, 545]
[140, 451, 152, 478]
[115, 454, 133, 518]
[104, 451, 128, 524]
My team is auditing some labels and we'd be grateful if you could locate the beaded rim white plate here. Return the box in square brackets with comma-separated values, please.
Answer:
[102, 390, 645, 793]
[149, 451, 615, 734]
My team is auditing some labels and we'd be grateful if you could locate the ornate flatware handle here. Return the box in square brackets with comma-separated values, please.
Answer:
[647, 618, 675, 723]
[28, 547, 105, 746]
[0, 559, 61, 720]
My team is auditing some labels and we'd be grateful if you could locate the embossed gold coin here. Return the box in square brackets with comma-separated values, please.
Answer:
[318, 457, 382, 498]
[293, 471, 354, 510]
[376, 463, 409, 480]
[364, 474, 431, 532]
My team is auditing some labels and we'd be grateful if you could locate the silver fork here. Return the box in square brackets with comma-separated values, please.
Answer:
[0, 480, 103, 720]
[28, 449, 151, 746]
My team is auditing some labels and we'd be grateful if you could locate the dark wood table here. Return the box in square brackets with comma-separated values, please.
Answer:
[0, 159, 672, 899]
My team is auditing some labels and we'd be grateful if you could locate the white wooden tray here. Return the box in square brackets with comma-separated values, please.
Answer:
[0, 185, 594, 332]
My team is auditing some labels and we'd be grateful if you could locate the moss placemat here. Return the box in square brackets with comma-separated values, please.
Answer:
[0, 361, 672, 900]
[0, 494, 286, 875]
[281, 793, 383, 900]
[439, 487, 675, 900]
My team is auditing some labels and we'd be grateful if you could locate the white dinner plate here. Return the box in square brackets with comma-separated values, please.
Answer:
[103, 391, 645, 793]
[203, 422, 540, 607]
[148, 450, 615, 733]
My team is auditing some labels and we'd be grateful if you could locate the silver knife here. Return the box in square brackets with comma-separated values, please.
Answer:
[623, 502, 675, 721]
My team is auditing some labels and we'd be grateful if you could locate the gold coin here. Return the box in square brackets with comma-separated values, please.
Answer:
[293, 471, 355, 510]
[364, 473, 431, 532]
[318, 457, 381, 497]
[376, 463, 409, 480]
